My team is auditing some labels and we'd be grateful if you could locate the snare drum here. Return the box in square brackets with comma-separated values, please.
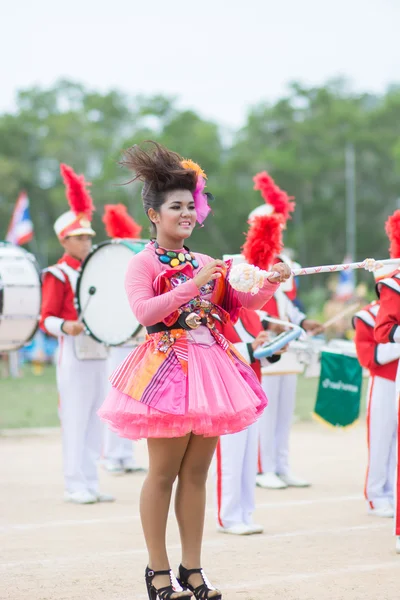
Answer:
[77, 239, 147, 346]
[0, 242, 41, 351]
[324, 338, 357, 358]
[261, 349, 306, 376]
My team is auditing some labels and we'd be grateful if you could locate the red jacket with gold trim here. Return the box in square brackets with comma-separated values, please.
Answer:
[40, 254, 81, 337]
[354, 300, 400, 382]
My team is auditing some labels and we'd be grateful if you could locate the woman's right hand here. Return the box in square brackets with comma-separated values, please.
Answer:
[193, 260, 226, 289]
[62, 320, 85, 336]
[251, 331, 270, 351]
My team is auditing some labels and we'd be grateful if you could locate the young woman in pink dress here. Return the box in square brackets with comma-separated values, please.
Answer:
[98, 142, 290, 600]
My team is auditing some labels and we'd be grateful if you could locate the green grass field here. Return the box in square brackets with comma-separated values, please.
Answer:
[0, 365, 368, 430]
[0, 365, 60, 429]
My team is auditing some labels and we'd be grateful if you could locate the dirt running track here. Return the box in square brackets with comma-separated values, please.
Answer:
[0, 423, 398, 600]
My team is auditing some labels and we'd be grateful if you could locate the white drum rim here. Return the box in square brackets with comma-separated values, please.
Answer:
[76, 239, 145, 346]
[0, 240, 42, 351]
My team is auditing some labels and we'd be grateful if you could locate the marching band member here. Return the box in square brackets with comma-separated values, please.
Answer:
[102, 204, 146, 474]
[215, 304, 284, 535]
[244, 172, 322, 489]
[353, 293, 400, 517]
[215, 245, 284, 535]
[40, 164, 114, 504]
[97, 142, 290, 600]
[374, 210, 400, 553]
[257, 275, 322, 489]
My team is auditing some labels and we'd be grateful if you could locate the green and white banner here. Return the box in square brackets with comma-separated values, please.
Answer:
[314, 351, 362, 428]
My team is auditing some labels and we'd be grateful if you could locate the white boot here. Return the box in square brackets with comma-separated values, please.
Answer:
[217, 522, 263, 535]
[278, 471, 311, 488]
[256, 472, 288, 489]
[64, 490, 97, 504]
[103, 459, 124, 474]
[89, 490, 115, 503]
[244, 520, 264, 534]
[396, 536, 400, 554]
[368, 502, 394, 518]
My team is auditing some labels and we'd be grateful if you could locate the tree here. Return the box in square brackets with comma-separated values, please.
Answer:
[1, 77, 400, 293]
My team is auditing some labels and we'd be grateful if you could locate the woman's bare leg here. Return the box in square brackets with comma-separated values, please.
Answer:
[141, 435, 192, 597]
[175, 434, 220, 596]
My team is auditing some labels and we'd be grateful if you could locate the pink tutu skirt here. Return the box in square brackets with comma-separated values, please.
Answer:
[98, 329, 267, 440]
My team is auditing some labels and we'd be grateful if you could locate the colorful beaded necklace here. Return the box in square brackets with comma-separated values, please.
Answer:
[154, 241, 199, 269]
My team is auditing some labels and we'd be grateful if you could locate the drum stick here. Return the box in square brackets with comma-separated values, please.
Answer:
[321, 302, 361, 330]
[78, 286, 96, 323]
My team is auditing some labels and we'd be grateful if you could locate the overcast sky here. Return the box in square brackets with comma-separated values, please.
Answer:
[2, 0, 400, 127]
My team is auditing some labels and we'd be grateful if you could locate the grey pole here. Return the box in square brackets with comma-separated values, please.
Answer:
[345, 143, 356, 261]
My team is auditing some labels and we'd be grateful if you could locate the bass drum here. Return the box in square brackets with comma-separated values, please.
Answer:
[0, 241, 41, 351]
[77, 239, 147, 346]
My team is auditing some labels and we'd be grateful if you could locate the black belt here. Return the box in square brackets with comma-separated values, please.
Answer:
[146, 314, 208, 334]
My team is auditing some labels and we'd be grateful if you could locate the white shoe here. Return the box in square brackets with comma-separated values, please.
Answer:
[217, 522, 263, 535]
[89, 491, 116, 503]
[104, 459, 124, 474]
[278, 472, 311, 488]
[244, 522, 264, 534]
[396, 536, 400, 554]
[122, 458, 146, 473]
[64, 490, 97, 504]
[368, 505, 394, 518]
[256, 472, 288, 489]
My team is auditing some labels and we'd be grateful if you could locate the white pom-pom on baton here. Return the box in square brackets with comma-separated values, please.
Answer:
[229, 263, 269, 294]
[364, 258, 379, 272]
[228, 257, 400, 294]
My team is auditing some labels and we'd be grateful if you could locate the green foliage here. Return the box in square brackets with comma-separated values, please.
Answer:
[1, 77, 400, 297]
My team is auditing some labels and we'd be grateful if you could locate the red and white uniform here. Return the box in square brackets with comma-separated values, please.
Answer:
[375, 271, 400, 535]
[40, 254, 108, 495]
[104, 339, 144, 466]
[258, 288, 305, 476]
[104, 346, 135, 464]
[215, 309, 278, 528]
[353, 301, 400, 510]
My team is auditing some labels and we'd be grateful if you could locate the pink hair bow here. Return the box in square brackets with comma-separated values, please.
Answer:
[193, 175, 211, 225]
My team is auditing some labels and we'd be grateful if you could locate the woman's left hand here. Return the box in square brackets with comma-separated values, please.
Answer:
[274, 343, 289, 355]
[268, 263, 291, 283]
[302, 319, 324, 335]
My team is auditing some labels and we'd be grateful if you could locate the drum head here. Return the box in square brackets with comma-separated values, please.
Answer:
[77, 240, 146, 346]
[0, 242, 41, 352]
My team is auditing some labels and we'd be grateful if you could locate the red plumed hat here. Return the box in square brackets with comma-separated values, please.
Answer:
[242, 214, 283, 271]
[253, 171, 295, 221]
[60, 163, 94, 220]
[103, 204, 142, 239]
[385, 210, 400, 258]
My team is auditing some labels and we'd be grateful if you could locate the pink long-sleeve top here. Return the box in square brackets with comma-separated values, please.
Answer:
[125, 243, 279, 327]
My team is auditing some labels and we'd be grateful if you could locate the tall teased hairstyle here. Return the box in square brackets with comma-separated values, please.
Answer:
[102, 204, 142, 239]
[120, 141, 197, 235]
[60, 163, 94, 220]
[242, 214, 283, 271]
[385, 210, 400, 259]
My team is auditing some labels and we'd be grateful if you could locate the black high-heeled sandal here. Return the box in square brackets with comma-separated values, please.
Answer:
[145, 566, 192, 600]
[178, 565, 222, 600]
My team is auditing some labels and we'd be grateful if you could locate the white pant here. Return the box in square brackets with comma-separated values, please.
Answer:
[258, 374, 297, 475]
[215, 422, 259, 528]
[396, 393, 400, 535]
[365, 376, 397, 508]
[57, 336, 107, 493]
[103, 346, 134, 463]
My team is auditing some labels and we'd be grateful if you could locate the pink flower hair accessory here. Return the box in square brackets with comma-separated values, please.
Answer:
[181, 159, 212, 225]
